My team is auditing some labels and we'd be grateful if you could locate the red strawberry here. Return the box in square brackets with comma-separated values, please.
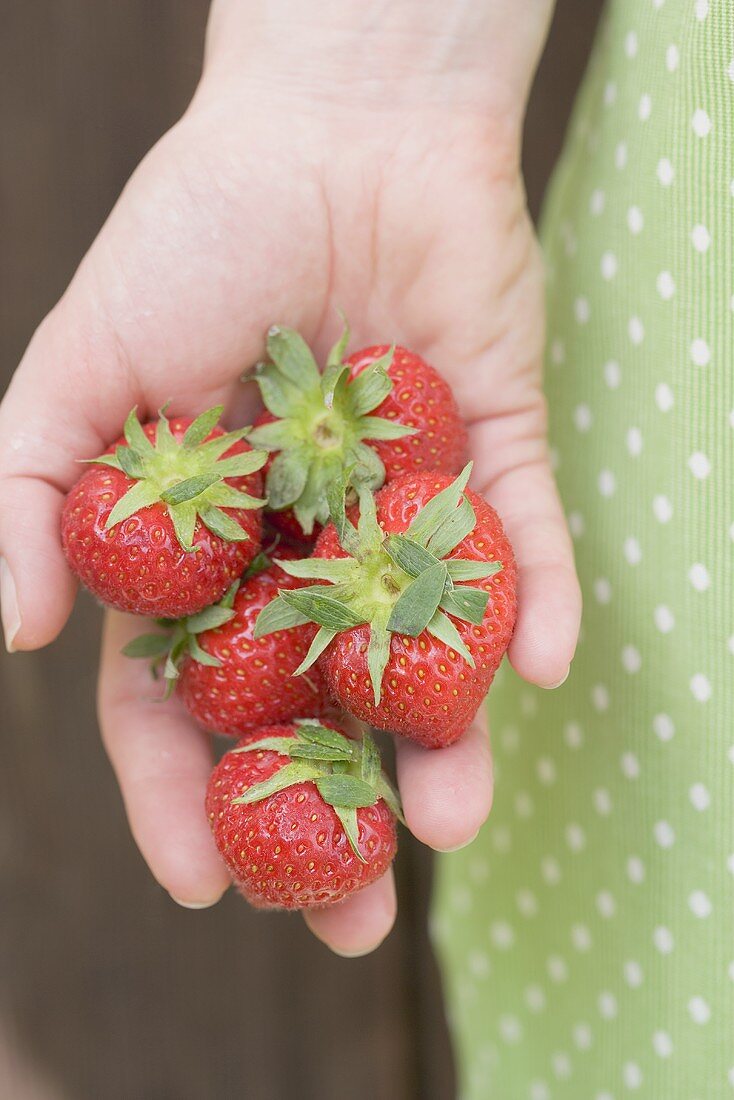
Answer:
[124, 551, 332, 736]
[247, 323, 466, 542]
[205, 721, 400, 910]
[62, 406, 267, 618]
[254, 465, 517, 748]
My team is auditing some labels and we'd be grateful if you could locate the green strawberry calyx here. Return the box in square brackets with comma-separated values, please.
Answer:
[245, 322, 417, 535]
[121, 554, 271, 696]
[253, 462, 503, 706]
[230, 719, 403, 862]
[89, 404, 267, 552]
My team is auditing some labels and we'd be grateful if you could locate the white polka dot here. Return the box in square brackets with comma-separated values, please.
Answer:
[598, 991, 618, 1019]
[654, 605, 675, 633]
[688, 996, 711, 1024]
[666, 43, 679, 71]
[550, 338, 565, 364]
[468, 949, 491, 978]
[499, 1014, 523, 1042]
[695, 0, 709, 18]
[568, 511, 585, 538]
[638, 93, 652, 120]
[594, 788, 613, 815]
[615, 141, 628, 169]
[627, 206, 644, 234]
[621, 646, 642, 673]
[604, 360, 621, 388]
[592, 684, 610, 712]
[525, 985, 546, 1012]
[627, 856, 645, 884]
[657, 157, 674, 185]
[657, 270, 675, 298]
[492, 825, 512, 853]
[690, 337, 711, 365]
[590, 188, 606, 215]
[573, 1023, 592, 1050]
[655, 712, 677, 739]
[564, 722, 584, 749]
[626, 427, 643, 455]
[601, 251, 618, 279]
[547, 955, 568, 982]
[552, 1052, 571, 1080]
[598, 469, 616, 497]
[652, 1030, 673, 1058]
[688, 452, 711, 478]
[574, 404, 593, 431]
[655, 382, 674, 411]
[565, 823, 586, 852]
[571, 924, 593, 951]
[624, 537, 642, 565]
[574, 297, 590, 324]
[728, 854, 734, 876]
[621, 751, 640, 778]
[625, 30, 639, 57]
[596, 890, 616, 918]
[490, 920, 515, 949]
[653, 926, 674, 954]
[515, 791, 534, 818]
[516, 889, 538, 918]
[653, 494, 673, 523]
[625, 959, 644, 987]
[596, 1093, 614, 1100]
[541, 857, 561, 886]
[690, 673, 712, 702]
[530, 1082, 550, 1100]
[623, 1062, 643, 1089]
[451, 885, 473, 913]
[689, 563, 711, 591]
[728, 58, 734, 82]
[688, 890, 712, 918]
[536, 757, 557, 785]
[501, 726, 520, 752]
[628, 316, 645, 344]
[654, 820, 675, 848]
[594, 578, 612, 604]
[604, 80, 617, 106]
[691, 224, 711, 252]
[692, 108, 712, 137]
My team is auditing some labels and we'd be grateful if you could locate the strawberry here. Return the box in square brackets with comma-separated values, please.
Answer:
[123, 551, 332, 736]
[254, 465, 517, 748]
[247, 323, 466, 542]
[62, 406, 267, 618]
[206, 720, 400, 909]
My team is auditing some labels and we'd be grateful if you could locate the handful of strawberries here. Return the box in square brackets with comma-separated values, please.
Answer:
[61, 324, 517, 912]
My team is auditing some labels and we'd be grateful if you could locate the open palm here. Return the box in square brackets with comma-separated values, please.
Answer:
[0, 80, 579, 952]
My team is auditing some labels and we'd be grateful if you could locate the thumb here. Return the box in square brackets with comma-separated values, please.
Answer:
[0, 303, 135, 651]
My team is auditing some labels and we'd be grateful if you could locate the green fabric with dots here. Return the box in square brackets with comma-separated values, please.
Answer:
[433, 2, 734, 1097]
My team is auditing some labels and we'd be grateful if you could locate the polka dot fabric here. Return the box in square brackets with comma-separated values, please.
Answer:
[433, 3, 734, 1097]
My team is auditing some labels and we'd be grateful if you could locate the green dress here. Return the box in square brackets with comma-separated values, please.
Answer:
[434, 2, 734, 1096]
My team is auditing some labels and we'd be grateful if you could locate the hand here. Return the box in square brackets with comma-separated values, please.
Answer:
[0, 0, 578, 953]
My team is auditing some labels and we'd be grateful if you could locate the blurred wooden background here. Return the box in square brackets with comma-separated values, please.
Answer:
[0, 3, 601, 1098]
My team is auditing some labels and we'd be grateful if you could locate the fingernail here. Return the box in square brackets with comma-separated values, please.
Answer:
[170, 894, 222, 910]
[330, 940, 385, 958]
[545, 665, 570, 690]
[439, 828, 480, 854]
[0, 558, 20, 653]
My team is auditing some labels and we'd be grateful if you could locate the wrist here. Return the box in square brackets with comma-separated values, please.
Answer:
[202, 0, 554, 134]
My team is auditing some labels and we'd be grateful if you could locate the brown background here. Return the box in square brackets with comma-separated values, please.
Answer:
[0, 3, 602, 1098]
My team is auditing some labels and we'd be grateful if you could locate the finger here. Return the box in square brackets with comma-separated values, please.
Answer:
[482, 458, 581, 688]
[303, 868, 397, 957]
[396, 710, 492, 852]
[98, 610, 230, 907]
